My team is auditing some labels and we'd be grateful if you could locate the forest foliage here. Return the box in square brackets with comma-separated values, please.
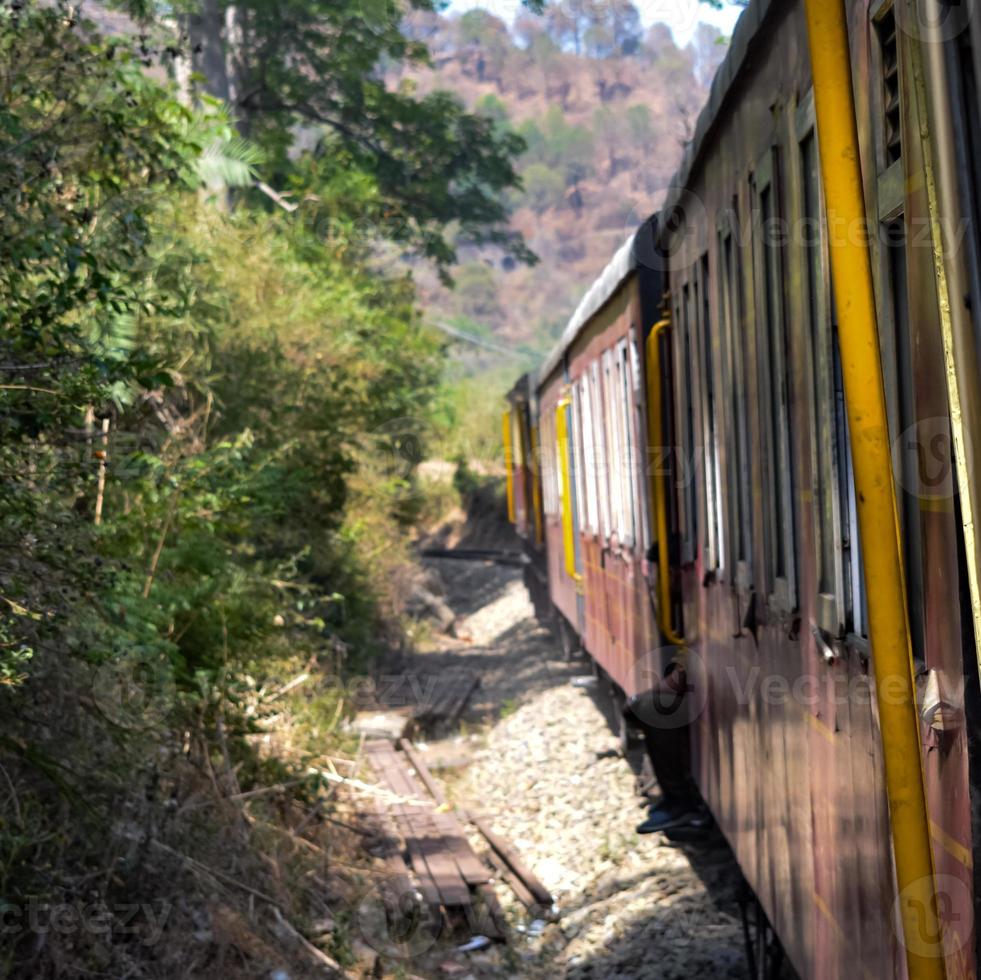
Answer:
[0, 0, 737, 971]
[0, 1, 528, 973]
[398, 3, 726, 361]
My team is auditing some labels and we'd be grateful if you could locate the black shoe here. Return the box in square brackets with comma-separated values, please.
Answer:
[636, 803, 699, 834]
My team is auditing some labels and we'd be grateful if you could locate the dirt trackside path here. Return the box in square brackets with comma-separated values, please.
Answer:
[390, 544, 749, 980]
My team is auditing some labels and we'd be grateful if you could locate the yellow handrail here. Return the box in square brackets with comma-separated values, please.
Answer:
[555, 397, 580, 581]
[646, 316, 685, 648]
[502, 409, 515, 524]
[803, 1, 945, 975]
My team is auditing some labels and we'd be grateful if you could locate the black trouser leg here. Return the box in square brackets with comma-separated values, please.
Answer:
[641, 720, 696, 807]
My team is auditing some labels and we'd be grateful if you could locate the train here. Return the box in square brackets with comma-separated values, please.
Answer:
[502, 0, 981, 977]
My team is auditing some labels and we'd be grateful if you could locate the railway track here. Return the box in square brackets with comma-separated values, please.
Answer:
[359, 551, 751, 978]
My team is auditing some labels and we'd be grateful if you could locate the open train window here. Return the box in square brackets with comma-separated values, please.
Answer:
[752, 146, 797, 612]
[696, 255, 723, 574]
[719, 207, 753, 591]
[578, 374, 599, 535]
[571, 380, 588, 536]
[797, 92, 866, 639]
[630, 332, 652, 553]
[872, 0, 902, 168]
[679, 282, 698, 564]
[590, 360, 611, 542]
[541, 402, 559, 518]
[618, 339, 639, 550]
[602, 348, 627, 545]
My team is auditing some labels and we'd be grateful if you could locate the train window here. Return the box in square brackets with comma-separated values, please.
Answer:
[579, 374, 599, 534]
[752, 147, 797, 611]
[697, 254, 723, 573]
[798, 95, 865, 638]
[602, 349, 626, 543]
[873, 1, 902, 167]
[571, 381, 588, 537]
[608, 342, 636, 547]
[618, 340, 638, 549]
[719, 210, 754, 590]
[541, 404, 558, 517]
[680, 282, 698, 564]
[882, 218, 926, 660]
[590, 360, 611, 541]
[630, 333, 652, 553]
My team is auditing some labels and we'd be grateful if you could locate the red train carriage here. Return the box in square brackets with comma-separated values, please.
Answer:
[505, 0, 981, 978]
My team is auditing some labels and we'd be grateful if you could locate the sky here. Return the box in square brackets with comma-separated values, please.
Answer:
[445, 0, 745, 47]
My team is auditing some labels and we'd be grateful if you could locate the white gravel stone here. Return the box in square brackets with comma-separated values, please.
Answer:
[398, 559, 749, 979]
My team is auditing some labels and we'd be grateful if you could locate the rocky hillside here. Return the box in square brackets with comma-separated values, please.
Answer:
[396, 8, 728, 353]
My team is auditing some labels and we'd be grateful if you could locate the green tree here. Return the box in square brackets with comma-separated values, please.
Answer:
[475, 93, 511, 131]
[119, 0, 542, 276]
[541, 105, 594, 186]
[521, 163, 567, 213]
[453, 262, 503, 322]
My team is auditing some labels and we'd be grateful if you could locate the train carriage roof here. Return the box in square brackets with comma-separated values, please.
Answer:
[534, 0, 772, 393]
[537, 230, 640, 385]
[663, 0, 775, 216]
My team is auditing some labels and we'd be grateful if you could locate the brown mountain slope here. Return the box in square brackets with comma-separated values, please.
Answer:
[395, 10, 727, 352]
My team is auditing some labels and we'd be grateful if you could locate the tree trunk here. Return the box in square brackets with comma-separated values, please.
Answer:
[188, 0, 230, 104]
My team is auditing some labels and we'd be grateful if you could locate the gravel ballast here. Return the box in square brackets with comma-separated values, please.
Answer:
[385, 556, 750, 979]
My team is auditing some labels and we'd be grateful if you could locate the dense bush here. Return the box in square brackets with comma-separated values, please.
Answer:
[0, 5, 456, 973]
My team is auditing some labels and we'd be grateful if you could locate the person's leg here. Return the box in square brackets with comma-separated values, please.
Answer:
[646, 720, 695, 805]
[626, 672, 702, 833]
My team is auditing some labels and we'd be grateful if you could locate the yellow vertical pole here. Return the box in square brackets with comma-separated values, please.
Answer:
[503, 409, 515, 524]
[646, 317, 685, 648]
[802, 1, 945, 975]
[555, 398, 579, 580]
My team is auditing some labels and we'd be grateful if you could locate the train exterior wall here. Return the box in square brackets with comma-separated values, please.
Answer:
[538, 276, 663, 697]
[660, 0, 973, 975]
[524, 0, 979, 976]
[568, 277, 660, 698]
